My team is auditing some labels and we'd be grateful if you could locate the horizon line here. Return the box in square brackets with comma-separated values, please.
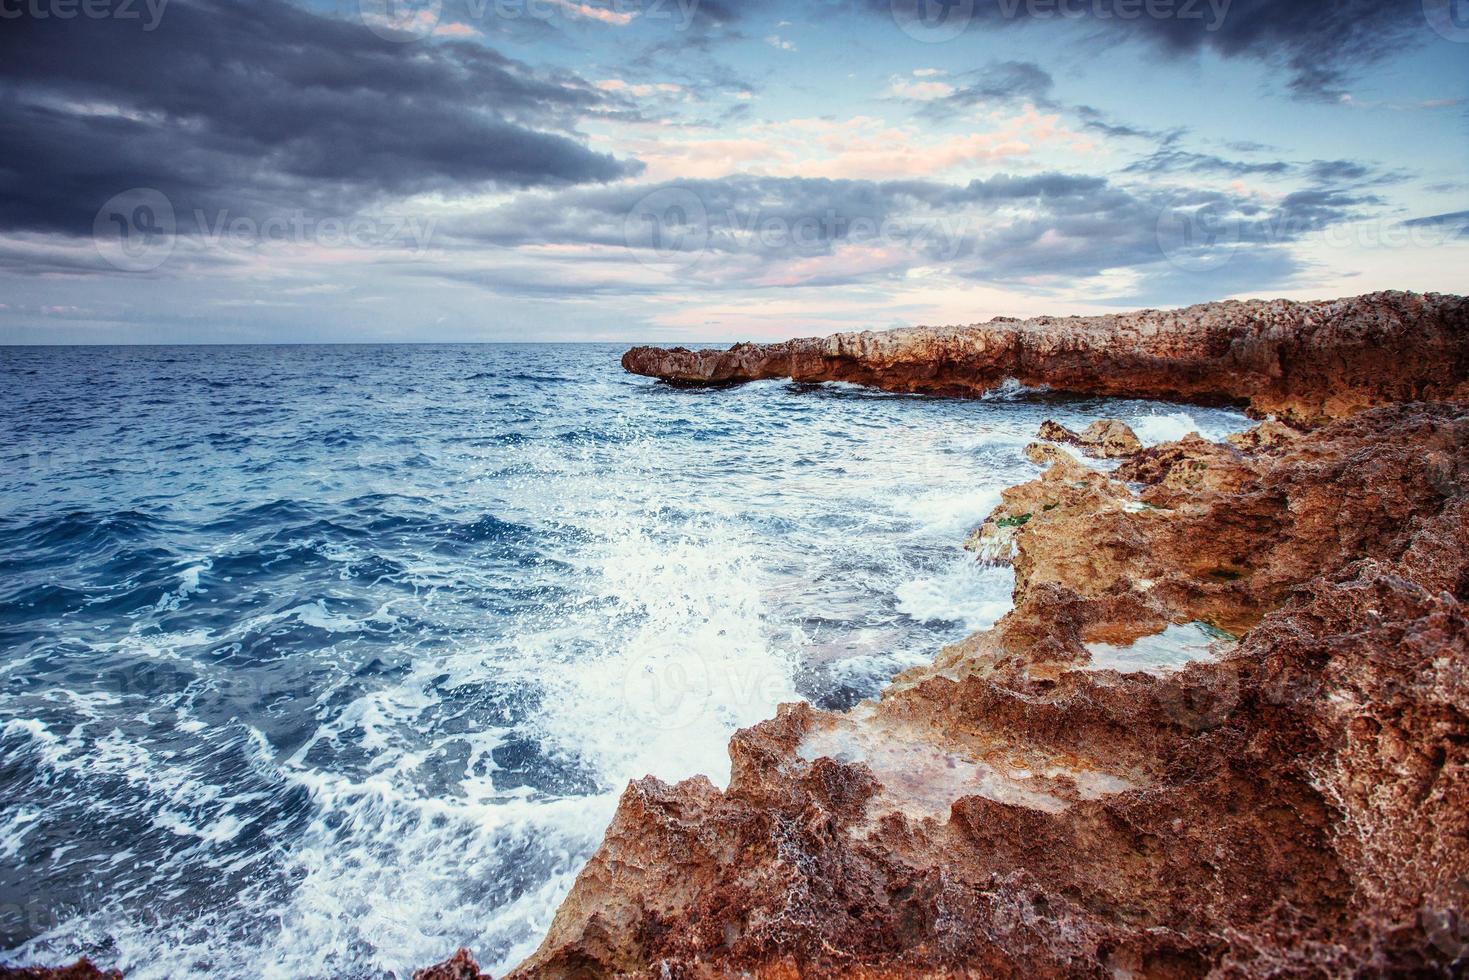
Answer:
[0, 340, 743, 349]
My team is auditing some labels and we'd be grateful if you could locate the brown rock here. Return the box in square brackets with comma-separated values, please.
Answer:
[1226, 418, 1303, 451]
[1036, 419, 1079, 443]
[508, 401, 1469, 979]
[1078, 419, 1143, 457]
[1114, 433, 1249, 494]
[1032, 419, 1141, 459]
[1022, 441, 1076, 467]
[414, 949, 493, 980]
[0, 960, 121, 980]
[621, 291, 1469, 423]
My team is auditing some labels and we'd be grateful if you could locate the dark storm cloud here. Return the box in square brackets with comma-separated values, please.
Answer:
[1401, 209, 1469, 234]
[1124, 149, 1405, 186]
[684, 0, 1421, 99]
[445, 173, 1109, 251]
[427, 266, 674, 297]
[1074, 106, 1176, 141]
[877, 0, 1428, 100]
[0, 0, 639, 236]
[1124, 149, 1293, 178]
[931, 178, 1372, 280]
[680, 0, 740, 28]
[1223, 140, 1278, 154]
[1303, 160, 1375, 184]
[927, 60, 1059, 112]
[626, 0, 755, 98]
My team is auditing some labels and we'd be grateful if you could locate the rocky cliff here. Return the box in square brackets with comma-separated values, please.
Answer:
[506, 397, 1469, 978]
[622, 291, 1469, 424]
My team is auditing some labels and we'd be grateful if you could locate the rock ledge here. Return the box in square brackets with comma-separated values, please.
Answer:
[623, 291, 1469, 423]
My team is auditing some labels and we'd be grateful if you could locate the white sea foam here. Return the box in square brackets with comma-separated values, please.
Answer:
[252, 770, 618, 979]
[895, 559, 1013, 633]
[287, 600, 369, 633]
[1127, 408, 1250, 447]
[153, 560, 211, 612]
[1129, 412, 1204, 446]
[901, 487, 1000, 539]
[980, 378, 1049, 401]
[534, 518, 797, 790]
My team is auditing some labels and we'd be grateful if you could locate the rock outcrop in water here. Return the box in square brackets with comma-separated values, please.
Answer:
[1034, 418, 1143, 459]
[414, 948, 494, 979]
[622, 291, 1469, 424]
[508, 399, 1469, 977]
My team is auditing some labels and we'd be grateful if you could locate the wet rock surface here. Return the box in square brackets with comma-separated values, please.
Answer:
[0, 959, 121, 980]
[622, 291, 1469, 424]
[509, 401, 1469, 978]
[1032, 418, 1142, 459]
[414, 948, 495, 980]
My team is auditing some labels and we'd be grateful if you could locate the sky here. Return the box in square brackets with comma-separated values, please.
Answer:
[0, 0, 1465, 343]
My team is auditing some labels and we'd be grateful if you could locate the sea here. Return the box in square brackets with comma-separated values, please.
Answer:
[0, 344, 1250, 977]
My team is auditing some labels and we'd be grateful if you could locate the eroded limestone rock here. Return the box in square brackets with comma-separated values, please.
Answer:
[1032, 419, 1142, 459]
[413, 949, 493, 980]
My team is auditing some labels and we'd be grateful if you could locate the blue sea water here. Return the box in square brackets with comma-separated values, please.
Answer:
[0, 344, 1249, 977]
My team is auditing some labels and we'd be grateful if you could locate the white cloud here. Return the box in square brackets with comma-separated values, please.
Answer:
[889, 78, 956, 101]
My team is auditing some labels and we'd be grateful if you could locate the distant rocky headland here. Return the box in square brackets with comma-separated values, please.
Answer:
[623, 291, 1469, 424]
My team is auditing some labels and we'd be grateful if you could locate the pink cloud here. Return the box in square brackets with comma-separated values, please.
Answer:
[752, 244, 911, 288]
[597, 107, 1102, 184]
[595, 79, 685, 97]
[627, 137, 790, 180]
[548, 0, 635, 25]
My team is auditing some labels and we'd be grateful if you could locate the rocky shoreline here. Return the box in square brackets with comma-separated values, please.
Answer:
[500, 402, 1467, 978]
[499, 293, 1468, 978]
[9, 294, 1467, 980]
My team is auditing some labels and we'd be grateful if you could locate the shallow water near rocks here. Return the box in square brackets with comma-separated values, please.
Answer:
[0, 344, 1248, 977]
[1085, 622, 1237, 675]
